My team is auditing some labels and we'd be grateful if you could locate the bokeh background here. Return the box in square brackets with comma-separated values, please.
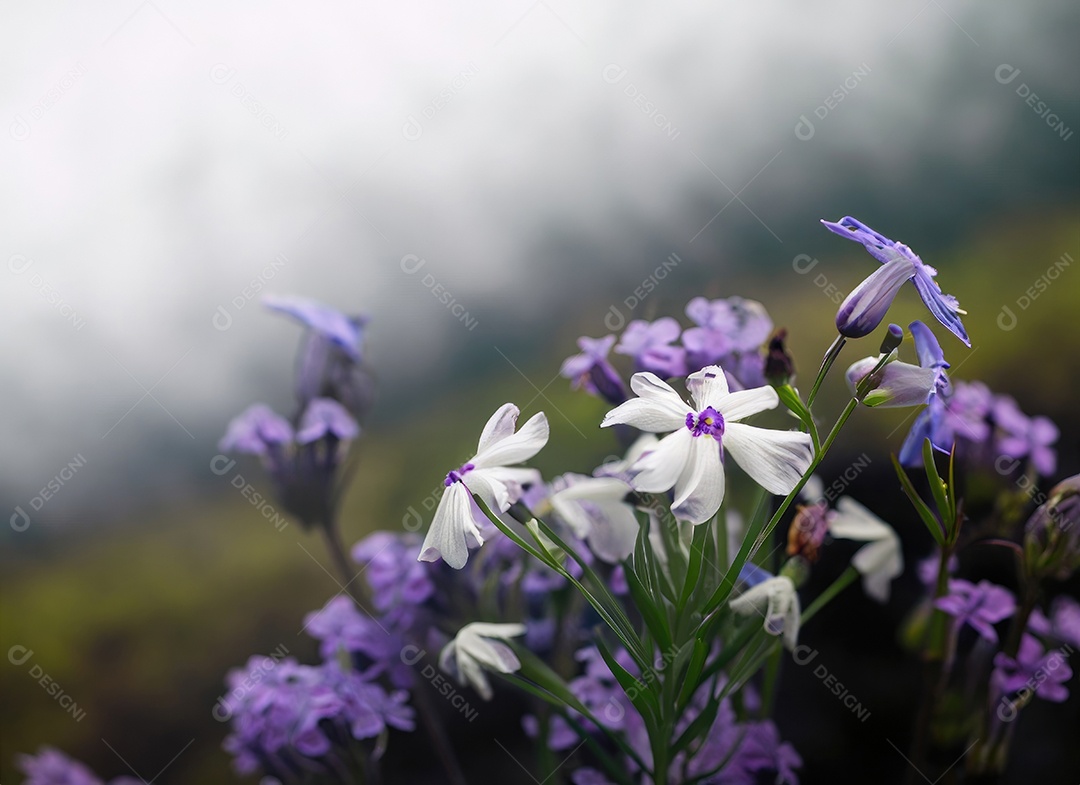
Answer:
[2, 0, 1078, 782]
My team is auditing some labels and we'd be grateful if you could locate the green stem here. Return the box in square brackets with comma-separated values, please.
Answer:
[801, 565, 859, 625]
[807, 334, 846, 408]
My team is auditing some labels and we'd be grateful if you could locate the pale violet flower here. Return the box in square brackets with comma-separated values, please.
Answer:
[822, 216, 969, 346]
[828, 498, 904, 602]
[419, 404, 549, 569]
[729, 574, 801, 650]
[600, 366, 814, 524]
[439, 622, 527, 700]
[845, 356, 938, 408]
[550, 476, 639, 563]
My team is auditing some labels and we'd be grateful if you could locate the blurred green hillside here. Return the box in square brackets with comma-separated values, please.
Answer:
[2, 208, 1077, 784]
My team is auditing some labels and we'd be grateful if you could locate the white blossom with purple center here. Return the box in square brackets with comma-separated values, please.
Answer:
[419, 403, 549, 569]
[600, 365, 814, 525]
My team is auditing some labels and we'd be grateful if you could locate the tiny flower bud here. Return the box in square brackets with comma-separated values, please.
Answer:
[1024, 474, 1080, 580]
[880, 323, 904, 354]
[765, 328, 795, 386]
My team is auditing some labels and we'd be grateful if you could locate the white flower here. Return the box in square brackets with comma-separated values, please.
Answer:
[600, 365, 814, 524]
[439, 622, 527, 700]
[729, 575, 801, 650]
[550, 475, 639, 563]
[828, 498, 904, 602]
[419, 404, 549, 569]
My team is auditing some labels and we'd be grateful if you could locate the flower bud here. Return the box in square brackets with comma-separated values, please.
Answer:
[880, 323, 904, 354]
[765, 328, 795, 386]
[1024, 474, 1080, 580]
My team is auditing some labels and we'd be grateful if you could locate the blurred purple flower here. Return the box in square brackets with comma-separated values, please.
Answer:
[296, 398, 360, 444]
[822, 216, 969, 346]
[615, 318, 687, 378]
[993, 634, 1073, 702]
[993, 395, 1059, 477]
[17, 748, 104, 785]
[219, 404, 293, 458]
[303, 596, 391, 664]
[560, 335, 627, 405]
[1050, 596, 1080, 648]
[935, 579, 1017, 642]
[682, 296, 772, 371]
[264, 294, 366, 361]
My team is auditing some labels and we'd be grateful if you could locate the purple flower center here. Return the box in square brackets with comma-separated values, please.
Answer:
[686, 406, 725, 440]
[444, 463, 475, 486]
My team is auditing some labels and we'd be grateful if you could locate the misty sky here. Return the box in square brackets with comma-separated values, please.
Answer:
[2, 0, 1077, 523]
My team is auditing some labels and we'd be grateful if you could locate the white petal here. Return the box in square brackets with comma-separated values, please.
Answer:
[464, 622, 528, 639]
[829, 497, 893, 541]
[473, 412, 549, 467]
[724, 423, 814, 495]
[475, 403, 520, 456]
[469, 639, 522, 674]
[687, 365, 730, 409]
[853, 536, 903, 603]
[630, 429, 693, 493]
[601, 397, 689, 432]
[482, 467, 542, 505]
[729, 579, 772, 616]
[418, 482, 481, 569]
[551, 477, 633, 541]
[464, 470, 511, 513]
[585, 502, 640, 563]
[630, 372, 692, 412]
[714, 385, 780, 423]
[671, 436, 726, 524]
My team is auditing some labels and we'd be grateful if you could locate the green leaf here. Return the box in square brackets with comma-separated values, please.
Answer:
[623, 560, 674, 652]
[891, 455, 945, 546]
[595, 635, 659, 726]
[678, 517, 711, 612]
[776, 383, 821, 453]
[672, 685, 721, 753]
[921, 438, 955, 533]
[676, 637, 710, 713]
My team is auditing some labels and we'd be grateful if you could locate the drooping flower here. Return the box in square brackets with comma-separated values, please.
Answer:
[615, 318, 687, 378]
[600, 366, 814, 524]
[827, 498, 904, 602]
[264, 294, 374, 419]
[419, 404, 549, 569]
[934, 580, 1017, 642]
[439, 622, 527, 700]
[822, 216, 969, 346]
[560, 335, 626, 405]
[993, 395, 1059, 477]
[730, 574, 801, 650]
[993, 634, 1073, 702]
[550, 475, 640, 563]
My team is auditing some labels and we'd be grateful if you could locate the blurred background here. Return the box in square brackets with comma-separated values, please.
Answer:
[2, 0, 1078, 782]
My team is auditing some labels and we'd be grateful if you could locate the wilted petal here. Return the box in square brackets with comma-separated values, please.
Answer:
[724, 424, 813, 496]
[730, 576, 800, 650]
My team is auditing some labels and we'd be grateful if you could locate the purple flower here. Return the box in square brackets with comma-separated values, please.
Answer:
[352, 532, 435, 622]
[682, 297, 773, 371]
[935, 579, 1016, 642]
[993, 634, 1073, 702]
[993, 395, 1058, 477]
[916, 550, 958, 588]
[560, 335, 627, 404]
[219, 404, 294, 458]
[264, 294, 375, 420]
[264, 294, 366, 361]
[303, 596, 391, 664]
[17, 748, 104, 785]
[727, 720, 803, 785]
[296, 398, 360, 444]
[615, 318, 687, 378]
[1050, 596, 1080, 648]
[822, 216, 969, 346]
